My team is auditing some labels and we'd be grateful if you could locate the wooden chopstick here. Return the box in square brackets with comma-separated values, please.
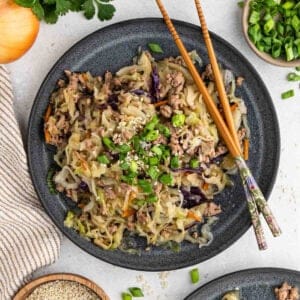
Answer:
[155, 0, 281, 248]
[194, 0, 242, 155]
[155, 0, 240, 158]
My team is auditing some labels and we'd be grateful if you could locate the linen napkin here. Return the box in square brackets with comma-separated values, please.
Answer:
[0, 65, 61, 300]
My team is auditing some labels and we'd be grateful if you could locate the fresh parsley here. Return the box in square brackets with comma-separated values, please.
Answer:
[15, 0, 116, 24]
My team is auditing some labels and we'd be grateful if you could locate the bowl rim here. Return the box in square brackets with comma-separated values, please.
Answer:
[242, 0, 300, 68]
[13, 273, 110, 300]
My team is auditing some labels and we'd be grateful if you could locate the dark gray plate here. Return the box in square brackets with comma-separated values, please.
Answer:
[185, 268, 300, 300]
[27, 18, 280, 271]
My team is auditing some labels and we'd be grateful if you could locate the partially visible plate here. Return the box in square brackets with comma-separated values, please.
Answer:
[185, 268, 300, 300]
[27, 18, 280, 271]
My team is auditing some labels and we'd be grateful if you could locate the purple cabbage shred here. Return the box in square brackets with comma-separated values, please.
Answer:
[180, 187, 208, 209]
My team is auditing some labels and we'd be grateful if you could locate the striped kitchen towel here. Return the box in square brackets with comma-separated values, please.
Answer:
[0, 66, 61, 300]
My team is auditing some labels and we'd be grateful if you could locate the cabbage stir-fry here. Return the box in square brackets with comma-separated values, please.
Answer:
[44, 50, 249, 250]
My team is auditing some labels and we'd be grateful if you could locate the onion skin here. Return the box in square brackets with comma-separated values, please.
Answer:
[0, 0, 40, 64]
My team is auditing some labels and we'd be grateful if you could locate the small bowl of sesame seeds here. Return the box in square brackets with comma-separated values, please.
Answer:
[13, 273, 110, 300]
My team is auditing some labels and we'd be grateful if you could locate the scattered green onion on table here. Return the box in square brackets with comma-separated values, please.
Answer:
[247, 0, 300, 61]
[190, 268, 200, 284]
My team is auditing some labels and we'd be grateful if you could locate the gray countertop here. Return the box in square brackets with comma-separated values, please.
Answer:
[6, 1, 300, 299]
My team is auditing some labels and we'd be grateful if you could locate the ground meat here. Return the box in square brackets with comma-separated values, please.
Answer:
[168, 94, 185, 110]
[275, 282, 299, 300]
[166, 71, 185, 94]
[236, 76, 245, 86]
[103, 187, 116, 199]
[170, 132, 184, 156]
[160, 104, 172, 118]
[201, 64, 214, 81]
[203, 202, 221, 217]
[64, 70, 80, 91]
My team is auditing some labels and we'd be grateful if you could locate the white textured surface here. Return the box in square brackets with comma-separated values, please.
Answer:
[6, 1, 300, 299]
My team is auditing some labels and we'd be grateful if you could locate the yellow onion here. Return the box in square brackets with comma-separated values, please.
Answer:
[0, 0, 40, 64]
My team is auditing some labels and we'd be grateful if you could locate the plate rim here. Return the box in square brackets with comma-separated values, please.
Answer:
[27, 17, 281, 271]
[184, 267, 300, 299]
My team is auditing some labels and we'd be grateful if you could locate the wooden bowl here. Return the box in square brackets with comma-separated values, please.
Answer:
[242, 0, 300, 67]
[13, 273, 110, 300]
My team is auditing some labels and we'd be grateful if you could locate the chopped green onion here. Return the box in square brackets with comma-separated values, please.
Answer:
[148, 42, 163, 54]
[121, 172, 137, 184]
[189, 158, 199, 169]
[132, 136, 141, 152]
[190, 268, 200, 284]
[47, 167, 57, 194]
[138, 179, 153, 193]
[157, 124, 171, 137]
[148, 156, 159, 166]
[159, 173, 173, 185]
[249, 10, 260, 24]
[285, 44, 294, 61]
[162, 147, 170, 160]
[145, 115, 159, 130]
[146, 194, 158, 203]
[102, 137, 115, 150]
[264, 18, 275, 33]
[144, 130, 159, 142]
[147, 166, 160, 180]
[151, 145, 163, 156]
[97, 154, 110, 164]
[171, 114, 186, 127]
[128, 287, 144, 297]
[170, 156, 179, 168]
[272, 42, 282, 58]
[130, 161, 138, 173]
[282, 1, 294, 10]
[295, 66, 300, 71]
[122, 292, 132, 300]
[117, 144, 131, 153]
[281, 89, 295, 99]
[120, 161, 130, 170]
[287, 72, 300, 81]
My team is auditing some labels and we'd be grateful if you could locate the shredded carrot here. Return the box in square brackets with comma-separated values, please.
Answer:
[44, 105, 52, 122]
[122, 208, 135, 218]
[78, 203, 85, 209]
[44, 128, 51, 144]
[154, 100, 168, 107]
[230, 103, 238, 112]
[243, 138, 249, 161]
[202, 182, 209, 191]
[187, 211, 201, 222]
[122, 191, 137, 218]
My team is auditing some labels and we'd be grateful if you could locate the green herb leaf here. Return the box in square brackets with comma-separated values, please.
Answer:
[82, 0, 96, 19]
[97, 2, 116, 21]
[148, 43, 164, 54]
[14, 0, 36, 8]
[32, 1, 45, 19]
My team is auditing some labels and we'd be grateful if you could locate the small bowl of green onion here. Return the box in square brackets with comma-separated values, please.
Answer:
[242, 0, 300, 67]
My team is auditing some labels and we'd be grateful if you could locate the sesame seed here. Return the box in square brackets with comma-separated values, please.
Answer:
[26, 280, 100, 300]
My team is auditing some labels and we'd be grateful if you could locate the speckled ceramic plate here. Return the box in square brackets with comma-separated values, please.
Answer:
[27, 18, 280, 271]
[185, 268, 300, 300]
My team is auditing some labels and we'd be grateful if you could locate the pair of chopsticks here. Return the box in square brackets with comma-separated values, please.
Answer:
[155, 0, 281, 250]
